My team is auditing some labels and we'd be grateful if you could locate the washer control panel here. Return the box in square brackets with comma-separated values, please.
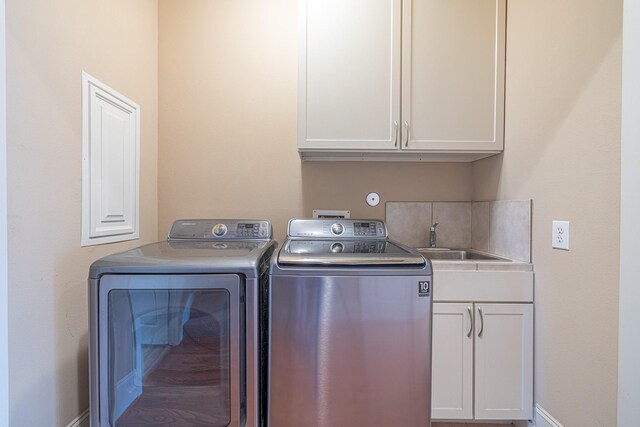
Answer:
[169, 219, 272, 240]
[288, 219, 387, 239]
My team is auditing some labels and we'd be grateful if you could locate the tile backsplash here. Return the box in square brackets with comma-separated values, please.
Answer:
[471, 201, 491, 251]
[432, 202, 472, 249]
[385, 202, 433, 248]
[485, 200, 531, 262]
[386, 200, 532, 262]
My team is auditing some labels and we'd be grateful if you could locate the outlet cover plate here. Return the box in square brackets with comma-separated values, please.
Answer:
[552, 220, 570, 250]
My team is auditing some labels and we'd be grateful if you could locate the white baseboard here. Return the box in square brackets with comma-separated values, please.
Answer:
[66, 409, 89, 427]
[70, 403, 557, 427]
[535, 404, 564, 427]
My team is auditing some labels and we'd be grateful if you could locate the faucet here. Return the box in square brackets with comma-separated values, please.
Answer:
[429, 222, 439, 248]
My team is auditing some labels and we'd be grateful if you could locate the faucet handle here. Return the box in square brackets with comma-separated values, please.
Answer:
[430, 222, 439, 231]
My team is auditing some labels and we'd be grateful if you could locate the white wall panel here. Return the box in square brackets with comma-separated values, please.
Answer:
[82, 72, 140, 246]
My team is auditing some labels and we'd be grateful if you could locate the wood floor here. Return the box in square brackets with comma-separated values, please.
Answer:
[115, 315, 230, 427]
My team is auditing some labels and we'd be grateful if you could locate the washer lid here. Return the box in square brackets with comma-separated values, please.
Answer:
[278, 239, 425, 266]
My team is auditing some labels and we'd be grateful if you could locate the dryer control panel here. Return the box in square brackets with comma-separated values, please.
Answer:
[169, 219, 272, 240]
[287, 219, 387, 239]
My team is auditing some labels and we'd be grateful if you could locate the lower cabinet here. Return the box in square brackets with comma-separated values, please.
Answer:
[432, 303, 474, 419]
[432, 302, 533, 421]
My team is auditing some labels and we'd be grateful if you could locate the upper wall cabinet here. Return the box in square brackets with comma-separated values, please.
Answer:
[298, 0, 506, 162]
[298, 0, 402, 153]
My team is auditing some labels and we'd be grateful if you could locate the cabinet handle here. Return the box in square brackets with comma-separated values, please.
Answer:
[467, 306, 473, 338]
[404, 121, 410, 147]
[478, 306, 484, 337]
[393, 121, 399, 147]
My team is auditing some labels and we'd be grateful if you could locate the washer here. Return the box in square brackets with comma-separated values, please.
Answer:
[268, 219, 433, 427]
[89, 219, 276, 427]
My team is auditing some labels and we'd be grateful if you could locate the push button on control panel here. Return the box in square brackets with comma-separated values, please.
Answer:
[235, 222, 270, 238]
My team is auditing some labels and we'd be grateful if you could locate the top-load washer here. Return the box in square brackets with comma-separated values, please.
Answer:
[89, 219, 276, 427]
[267, 219, 433, 427]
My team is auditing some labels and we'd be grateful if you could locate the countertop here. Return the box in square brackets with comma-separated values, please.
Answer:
[424, 250, 533, 272]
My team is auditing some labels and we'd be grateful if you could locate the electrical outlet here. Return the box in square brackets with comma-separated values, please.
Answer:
[552, 220, 570, 250]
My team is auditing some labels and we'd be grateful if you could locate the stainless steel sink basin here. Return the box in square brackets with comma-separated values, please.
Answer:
[417, 248, 510, 261]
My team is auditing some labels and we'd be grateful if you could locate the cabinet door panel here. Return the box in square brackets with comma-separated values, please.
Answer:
[432, 303, 473, 419]
[475, 303, 533, 420]
[402, 0, 505, 151]
[299, 0, 401, 151]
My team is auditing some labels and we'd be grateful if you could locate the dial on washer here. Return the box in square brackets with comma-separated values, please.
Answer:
[212, 224, 227, 237]
[331, 223, 344, 235]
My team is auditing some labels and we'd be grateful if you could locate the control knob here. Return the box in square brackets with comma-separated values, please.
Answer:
[331, 223, 344, 235]
[212, 224, 227, 237]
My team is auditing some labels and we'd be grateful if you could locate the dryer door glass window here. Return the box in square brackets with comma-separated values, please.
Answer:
[107, 289, 232, 426]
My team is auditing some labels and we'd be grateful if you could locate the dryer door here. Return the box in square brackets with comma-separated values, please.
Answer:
[97, 274, 243, 427]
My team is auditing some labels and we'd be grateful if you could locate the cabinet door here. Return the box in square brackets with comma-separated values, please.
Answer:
[298, 0, 402, 151]
[431, 303, 473, 419]
[402, 0, 506, 151]
[475, 303, 534, 420]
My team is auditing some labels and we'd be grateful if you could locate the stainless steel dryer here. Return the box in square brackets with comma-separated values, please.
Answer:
[268, 219, 433, 427]
[89, 219, 276, 427]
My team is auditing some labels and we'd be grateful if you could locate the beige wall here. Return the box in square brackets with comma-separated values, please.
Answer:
[157, 0, 473, 242]
[4, 0, 623, 425]
[6, 1, 158, 425]
[473, 0, 622, 425]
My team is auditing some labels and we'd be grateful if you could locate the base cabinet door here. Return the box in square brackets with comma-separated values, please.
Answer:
[474, 303, 534, 420]
[431, 303, 474, 419]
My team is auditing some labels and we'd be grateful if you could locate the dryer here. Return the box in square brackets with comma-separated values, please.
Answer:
[89, 219, 276, 427]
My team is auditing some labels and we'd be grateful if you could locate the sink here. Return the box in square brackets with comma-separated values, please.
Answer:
[417, 248, 510, 261]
